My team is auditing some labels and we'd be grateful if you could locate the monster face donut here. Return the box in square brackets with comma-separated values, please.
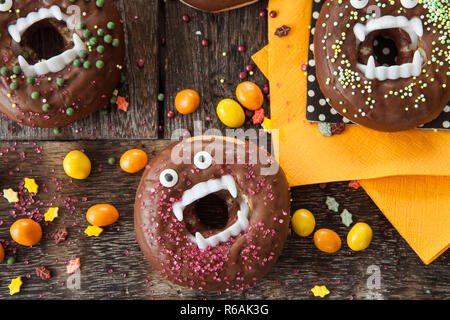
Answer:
[0, 0, 124, 128]
[180, 0, 259, 13]
[134, 136, 290, 291]
[314, 0, 450, 131]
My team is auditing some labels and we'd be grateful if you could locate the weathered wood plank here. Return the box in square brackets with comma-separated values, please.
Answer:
[0, 141, 447, 300]
[0, 0, 160, 140]
[160, 1, 270, 139]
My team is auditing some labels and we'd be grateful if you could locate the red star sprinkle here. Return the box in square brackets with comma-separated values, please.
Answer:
[117, 96, 129, 112]
[348, 180, 361, 189]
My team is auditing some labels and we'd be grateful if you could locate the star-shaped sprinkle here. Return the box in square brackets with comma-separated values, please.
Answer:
[36, 266, 52, 280]
[318, 122, 332, 136]
[326, 196, 339, 212]
[275, 25, 291, 37]
[262, 117, 273, 133]
[54, 227, 68, 244]
[340, 209, 353, 227]
[331, 122, 346, 135]
[24, 178, 38, 194]
[116, 96, 129, 112]
[44, 207, 59, 222]
[84, 225, 103, 237]
[9, 276, 23, 296]
[3, 188, 19, 203]
[348, 180, 361, 189]
[67, 257, 81, 274]
[311, 285, 330, 298]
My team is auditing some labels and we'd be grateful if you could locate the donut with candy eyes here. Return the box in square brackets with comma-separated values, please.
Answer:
[314, 0, 450, 132]
[0, 0, 124, 128]
[134, 136, 290, 291]
[180, 0, 259, 13]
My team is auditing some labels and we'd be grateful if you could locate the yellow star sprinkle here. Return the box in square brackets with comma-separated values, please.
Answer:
[9, 277, 23, 296]
[261, 117, 273, 133]
[84, 225, 103, 237]
[44, 207, 59, 222]
[311, 285, 330, 298]
[3, 188, 19, 203]
[24, 178, 38, 194]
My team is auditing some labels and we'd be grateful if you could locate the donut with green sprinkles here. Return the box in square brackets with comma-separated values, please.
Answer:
[0, 0, 125, 128]
[314, 0, 449, 132]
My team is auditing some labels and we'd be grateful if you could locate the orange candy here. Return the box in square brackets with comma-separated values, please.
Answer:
[86, 204, 119, 227]
[10, 219, 42, 247]
[0, 244, 4, 263]
[313, 228, 342, 253]
[236, 81, 264, 111]
[175, 89, 200, 114]
[120, 149, 148, 173]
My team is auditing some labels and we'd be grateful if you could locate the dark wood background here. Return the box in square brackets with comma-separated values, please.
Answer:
[0, 0, 448, 300]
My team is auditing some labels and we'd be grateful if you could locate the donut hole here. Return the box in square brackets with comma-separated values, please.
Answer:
[21, 19, 66, 62]
[373, 35, 399, 67]
[192, 194, 230, 230]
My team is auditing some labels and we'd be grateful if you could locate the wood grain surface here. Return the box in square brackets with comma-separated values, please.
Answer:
[0, 0, 448, 300]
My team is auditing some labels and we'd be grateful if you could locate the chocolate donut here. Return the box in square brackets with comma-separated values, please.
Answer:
[180, 0, 259, 13]
[134, 136, 290, 291]
[0, 0, 124, 128]
[314, 0, 450, 132]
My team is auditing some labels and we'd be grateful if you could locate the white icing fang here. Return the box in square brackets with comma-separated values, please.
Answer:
[354, 15, 424, 81]
[171, 175, 251, 250]
[8, 5, 86, 77]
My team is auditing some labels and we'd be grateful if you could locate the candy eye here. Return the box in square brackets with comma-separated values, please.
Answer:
[159, 169, 178, 188]
[194, 151, 213, 170]
[350, 0, 369, 9]
[0, 0, 13, 12]
[400, 0, 418, 9]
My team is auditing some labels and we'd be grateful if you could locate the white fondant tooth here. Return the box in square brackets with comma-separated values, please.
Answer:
[353, 23, 366, 43]
[365, 56, 376, 79]
[172, 203, 184, 222]
[412, 50, 423, 76]
[237, 210, 250, 230]
[222, 175, 237, 198]
[18, 56, 34, 77]
[195, 232, 208, 250]
[8, 25, 21, 43]
[50, 5, 63, 20]
[410, 17, 423, 37]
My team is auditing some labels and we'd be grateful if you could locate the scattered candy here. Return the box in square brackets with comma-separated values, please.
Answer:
[318, 122, 332, 136]
[10, 219, 43, 247]
[261, 117, 273, 133]
[44, 207, 59, 222]
[63, 150, 92, 180]
[0, 244, 4, 263]
[314, 229, 342, 253]
[54, 227, 69, 244]
[291, 209, 316, 237]
[120, 149, 148, 173]
[24, 178, 39, 194]
[86, 204, 119, 227]
[340, 209, 353, 227]
[216, 99, 245, 128]
[252, 108, 265, 124]
[3, 188, 19, 203]
[116, 96, 129, 112]
[67, 258, 81, 274]
[175, 89, 200, 115]
[36, 266, 52, 280]
[348, 180, 361, 189]
[326, 196, 339, 212]
[236, 81, 264, 111]
[347, 222, 373, 251]
[85, 225, 104, 237]
[9, 276, 22, 296]
[311, 285, 330, 298]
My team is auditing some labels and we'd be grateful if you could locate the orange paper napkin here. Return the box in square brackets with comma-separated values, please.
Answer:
[252, 0, 450, 264]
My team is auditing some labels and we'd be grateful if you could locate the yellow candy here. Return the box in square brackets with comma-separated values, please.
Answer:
[216, 99, 245, 128]
[63, 150, 92, 180]
[291, 209, 315, 237]
[347, 222, 373, 251]
[44, 207, 59, 222]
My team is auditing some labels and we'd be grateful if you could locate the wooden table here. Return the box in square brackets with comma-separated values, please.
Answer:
[0, 0, 448, 300]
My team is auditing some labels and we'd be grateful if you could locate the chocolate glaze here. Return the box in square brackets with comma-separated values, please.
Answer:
[180, 0, 259, 13]
[0, 0, 125, 128]
[314, 0, 449, 132]
[134, 136, 290, 291]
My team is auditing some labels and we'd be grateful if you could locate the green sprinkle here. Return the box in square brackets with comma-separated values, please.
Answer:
[9, 82, 18, 90]
[106, 22, 115, 30]
[112, 39, 120, 47]
[83, 61, 92, 69]
[97, 28, 105, 37]
[26, 76, 35, 85]
[56, 78, 65, 87]
[101, 108, 109, 115]
[78, 50, 88, 59]
[77, 22, 86, 29]
[96, 60, 105, 69]
[73, 59, 82, 67]
[318, 122, 332, 137]
[53, 128, 61, 135]
[0, 67, 10, 76]
[96, 0, 105, 7]
[7, 257, 15, 265]
[66, 107, 75, 116]
[82, 29, 92, 39]
[89, 37, 99, 47]
[97, 45, 105, 54]
[157, 93, 165, 101]
[42, 104, 51, 112]
[21, 51, 30, 59]
[104, 34, 113, 44]
[110, 96, 118, 104]
[31, 91, 40, 100]
[107, 157, 116, 165]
